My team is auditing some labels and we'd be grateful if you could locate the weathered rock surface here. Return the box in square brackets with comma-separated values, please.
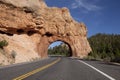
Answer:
[0, 0, 91, 65]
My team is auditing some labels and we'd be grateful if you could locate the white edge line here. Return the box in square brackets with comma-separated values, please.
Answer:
[78, 60, 116, 80]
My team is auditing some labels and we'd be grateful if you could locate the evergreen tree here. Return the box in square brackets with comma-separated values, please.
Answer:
[88, 33, 120, 63]
[48, 43, 70, 56]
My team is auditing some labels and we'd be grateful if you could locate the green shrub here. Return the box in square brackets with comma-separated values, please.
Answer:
[0, 40, 8, 49]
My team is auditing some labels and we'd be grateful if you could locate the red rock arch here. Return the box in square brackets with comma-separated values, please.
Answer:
[37, 33, 90, 58]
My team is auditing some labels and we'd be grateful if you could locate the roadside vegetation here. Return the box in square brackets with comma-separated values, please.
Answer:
[0, 40, 8, 65]
[0, 40, 8, 56]
[87, 33, 120, 63]
[0, 40, 8, 49]
[0, 40, 16, 65]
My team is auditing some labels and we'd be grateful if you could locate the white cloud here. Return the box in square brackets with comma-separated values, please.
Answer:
[71, 0, 101, 11]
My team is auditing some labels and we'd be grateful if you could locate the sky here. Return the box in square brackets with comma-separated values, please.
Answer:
[44, 0, 120, 47]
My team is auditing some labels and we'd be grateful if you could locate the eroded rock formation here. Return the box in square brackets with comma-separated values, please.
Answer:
[0, 0, 91, 65]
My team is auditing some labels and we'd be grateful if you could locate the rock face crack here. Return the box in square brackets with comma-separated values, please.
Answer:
[0, 0, 91, 65]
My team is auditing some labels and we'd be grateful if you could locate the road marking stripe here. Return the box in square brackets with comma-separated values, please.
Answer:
[13, 58, 61, 80]
[78, 60, 116, 80]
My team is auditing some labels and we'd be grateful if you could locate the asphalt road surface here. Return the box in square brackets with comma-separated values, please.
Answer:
[0, 57, 120, 80]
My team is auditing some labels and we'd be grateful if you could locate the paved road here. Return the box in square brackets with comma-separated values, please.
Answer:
[0, 57, 120, 80]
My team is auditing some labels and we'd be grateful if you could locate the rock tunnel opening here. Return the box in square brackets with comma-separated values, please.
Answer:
[48, 41, 72, 57]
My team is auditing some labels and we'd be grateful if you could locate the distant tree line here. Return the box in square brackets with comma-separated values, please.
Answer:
[88, 33, 120, 63]
[48, 43, 71, 56]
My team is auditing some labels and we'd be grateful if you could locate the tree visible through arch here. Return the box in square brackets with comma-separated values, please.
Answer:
[48, 41, 72, 57]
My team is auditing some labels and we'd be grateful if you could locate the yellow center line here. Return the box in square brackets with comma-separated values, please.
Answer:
[13, 58, 61, 80]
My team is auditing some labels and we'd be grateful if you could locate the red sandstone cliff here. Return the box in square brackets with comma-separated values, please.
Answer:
[0, 0, 91, 65]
